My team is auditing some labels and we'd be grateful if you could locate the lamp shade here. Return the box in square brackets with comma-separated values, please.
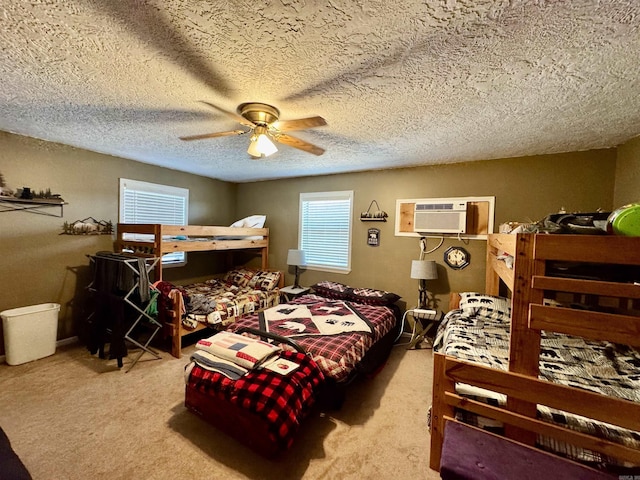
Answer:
[410, 260, 438, 280]
[287, 249, 306, 266]
[247, 126, 278, 158]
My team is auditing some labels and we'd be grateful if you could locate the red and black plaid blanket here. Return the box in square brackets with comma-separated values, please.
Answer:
[186, 350, 324, 451]
[229, 294, 398, 383]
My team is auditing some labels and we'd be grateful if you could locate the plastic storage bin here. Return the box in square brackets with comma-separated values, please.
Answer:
[1, 303, 60, 365]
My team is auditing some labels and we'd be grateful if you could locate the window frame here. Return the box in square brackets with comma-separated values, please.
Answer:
[119, 178, 189, 268]
[298, 190, 353, 274]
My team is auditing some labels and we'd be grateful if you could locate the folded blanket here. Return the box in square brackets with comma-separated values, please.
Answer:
[190, 350, 248, 380]
[196, 331, 281, 369]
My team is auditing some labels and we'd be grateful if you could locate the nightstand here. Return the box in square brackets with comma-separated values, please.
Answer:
[280, 285, 310, 302]
[404, 308, 444, 349]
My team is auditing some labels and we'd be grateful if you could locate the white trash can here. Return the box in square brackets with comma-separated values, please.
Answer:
[1, 303, 60, 365]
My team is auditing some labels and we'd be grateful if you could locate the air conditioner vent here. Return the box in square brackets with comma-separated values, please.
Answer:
[414, 201, 467, 233]
[415, 203, 456, 211]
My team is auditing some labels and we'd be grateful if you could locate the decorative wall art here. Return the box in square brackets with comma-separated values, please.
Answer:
[367, 227, 380, 246]
[360, 199, 388, 222]
[62, 217, 113, 235]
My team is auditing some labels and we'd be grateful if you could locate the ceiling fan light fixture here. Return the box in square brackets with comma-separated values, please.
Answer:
[248, 125, 278, 157]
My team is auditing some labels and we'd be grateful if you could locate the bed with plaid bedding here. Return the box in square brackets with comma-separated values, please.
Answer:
[186, 349, 324, 452]
[228, 294, 398, 383]
[434, 306, 640, 465]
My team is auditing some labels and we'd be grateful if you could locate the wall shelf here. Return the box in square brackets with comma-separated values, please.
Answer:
[0, 197, 67, 217]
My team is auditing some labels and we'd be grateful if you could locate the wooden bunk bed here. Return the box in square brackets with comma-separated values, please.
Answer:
[115, 224, 277, 358]
[430, 233, 640, 475]
[115, 223, 270, 280]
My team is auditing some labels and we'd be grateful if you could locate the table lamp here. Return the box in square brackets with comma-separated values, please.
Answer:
[410, 259, 438, 310]
[287, 249, 306, 288]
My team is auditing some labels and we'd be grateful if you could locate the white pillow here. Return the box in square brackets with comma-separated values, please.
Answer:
[458, 292, 511, 315]
[230, 215, 266, 229]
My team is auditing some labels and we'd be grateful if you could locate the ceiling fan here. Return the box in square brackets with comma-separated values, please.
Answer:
[180, 101, 327, 158]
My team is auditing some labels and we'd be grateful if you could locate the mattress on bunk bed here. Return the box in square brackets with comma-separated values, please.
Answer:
[433, 294, 640, 465]
[178, 269, 281, 327]
[227, 293, 400, 383]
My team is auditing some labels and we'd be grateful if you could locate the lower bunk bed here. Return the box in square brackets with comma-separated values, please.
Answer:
[184, 282, 402, 457]
[433, 294, 640, 469]
[429, 233, 640, 477]
[156, 267, 283, 358]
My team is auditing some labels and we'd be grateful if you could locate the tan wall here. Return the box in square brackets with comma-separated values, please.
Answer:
[236, 149, 617, 312]
[614, 134, 640, 207]
[0, 130, 620, 351]
[0, 132, 236, 350]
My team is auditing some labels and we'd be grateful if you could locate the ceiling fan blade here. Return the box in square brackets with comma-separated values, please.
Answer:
[276, 116, 327, 132]
[275, 133, 325, 156]
[88, 2, 233, 96]
[179, 129, 248, 141]
[199, 101, 255, 127]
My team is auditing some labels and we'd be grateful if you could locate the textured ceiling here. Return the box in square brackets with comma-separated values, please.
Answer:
[1, 1, 639, 183]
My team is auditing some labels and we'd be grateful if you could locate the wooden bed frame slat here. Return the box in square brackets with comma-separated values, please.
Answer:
[533, 234, 640, 264]
[487, 232, 517, 256]
[159, 238, 268, 253]
[529, 305, 640, 347]
[442, 356, 640, 432]
[533, 275, 640, 298]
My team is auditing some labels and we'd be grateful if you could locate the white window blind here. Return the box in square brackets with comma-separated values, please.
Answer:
[299, 191, 353, 273]
[119, 179, 189, 266]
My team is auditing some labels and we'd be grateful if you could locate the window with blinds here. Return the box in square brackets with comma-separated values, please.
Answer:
[119, 179, 189, 266]
[299, 191, 353, 273]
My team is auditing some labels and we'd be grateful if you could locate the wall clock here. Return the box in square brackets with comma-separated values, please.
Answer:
[444, 246, 470, 270]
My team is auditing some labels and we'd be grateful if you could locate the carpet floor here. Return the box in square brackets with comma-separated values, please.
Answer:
[0, 339, 440, 480]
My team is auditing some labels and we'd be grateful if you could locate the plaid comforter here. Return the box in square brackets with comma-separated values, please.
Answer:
[186, 349, 324, 451]
[229, 294, 398, 383]
[434, 307, 640, 465]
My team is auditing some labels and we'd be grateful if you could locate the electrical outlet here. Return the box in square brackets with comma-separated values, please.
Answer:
[412, 308, 437, 316]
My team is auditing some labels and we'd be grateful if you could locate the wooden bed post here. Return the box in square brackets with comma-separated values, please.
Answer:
[505, 233, 544, 444]
[509, 234, 543, 375]
[430, 353, 455, 471]
[154, 224, 163, 280]
[485, 238, 500, 296]
[261, 229, 269, 270]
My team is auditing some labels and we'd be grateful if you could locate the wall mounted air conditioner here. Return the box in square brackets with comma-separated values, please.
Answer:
[413, 201, 468, 234]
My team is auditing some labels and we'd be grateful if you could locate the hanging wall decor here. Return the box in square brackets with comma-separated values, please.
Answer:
[360, 199, 388, 222]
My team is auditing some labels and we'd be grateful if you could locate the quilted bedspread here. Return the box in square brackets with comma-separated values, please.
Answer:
[434, 306, 640, 464]
[179, 279, 280, 326]
[186, 349, 324, 451]
[230, 294, 398, 383]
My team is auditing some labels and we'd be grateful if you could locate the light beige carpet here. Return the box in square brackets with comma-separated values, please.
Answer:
[0, 340, 441, 480]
